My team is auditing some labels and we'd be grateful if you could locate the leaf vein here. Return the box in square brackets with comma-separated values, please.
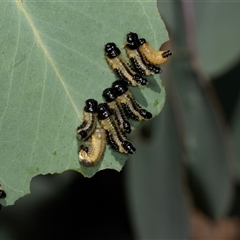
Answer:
[17, 0, 81, 119]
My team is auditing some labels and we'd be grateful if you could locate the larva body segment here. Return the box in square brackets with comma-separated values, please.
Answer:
[0, 185, 6, 199]
[102, 88, 131, 134]
[126, 32, 172, 66]
[112, 80, 152, 121]
[124, 45, 161, 75]
[97, 103, 136, 154]
[139, 40, 172, 65]
[79, 128, 106, 167]
[104, 43, 148, 86]
[76, 99, 98, 141]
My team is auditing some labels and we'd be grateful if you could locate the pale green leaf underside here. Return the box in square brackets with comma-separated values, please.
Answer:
[0, 0, 168, 206]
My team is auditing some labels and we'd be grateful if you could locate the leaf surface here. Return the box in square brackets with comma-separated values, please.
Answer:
[0, 0, 168, 206]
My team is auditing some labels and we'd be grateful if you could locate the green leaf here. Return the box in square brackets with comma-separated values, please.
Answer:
[0, 1, 168, 206]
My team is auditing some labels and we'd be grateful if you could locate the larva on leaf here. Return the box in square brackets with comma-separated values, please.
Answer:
[76, 99, 98, 141]
[112, 80, 152, 121]
[79, 128, 106, 167]
[102, 87, 131, 134]
[126, 32, 172, 66]
[125, 46, 161, 75]
[97, 103, 136, 154]
[104, 42, 148, 86]
[124, 33, 161, 75]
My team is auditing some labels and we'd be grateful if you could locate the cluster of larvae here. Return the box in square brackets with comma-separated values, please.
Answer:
[76, 32, 172, 167]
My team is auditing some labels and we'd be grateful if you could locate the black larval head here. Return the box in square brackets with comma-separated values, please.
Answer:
[104, 42, 121, 58]
[139, 38, 147, 45]
[111, 80, 128, 96]
[126, 32, 140, 50]
[97, 103, 112, 120]
[102, 88, 117, 102]
[84, 99, 98, 113]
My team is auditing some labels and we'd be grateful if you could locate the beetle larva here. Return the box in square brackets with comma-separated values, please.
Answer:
[126, 32, 172, 66]
[97, 103, 136, 154]
[112, 80, 152, 121]
[102, 87, 131, 134]
[79, 128, 106, 167]
[76, 99, 98, 141]
[124, 33, 161, 75]
[104, 42, 148, 86]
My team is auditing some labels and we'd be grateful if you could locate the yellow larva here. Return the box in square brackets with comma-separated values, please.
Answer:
[97, 103, 136, 154]
[126, 32, 172, 66]
[124, 46, 161, 75]
[104, 42, 148, 86]
[139, 41, 172, 65]
[112, 80, 152, 121]
[76, 99, 98, 141]
[79, 128, 106, 167]
[102, 87, 131, 134]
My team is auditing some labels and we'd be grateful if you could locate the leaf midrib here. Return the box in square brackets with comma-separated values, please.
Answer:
[17, 0, 81, 118]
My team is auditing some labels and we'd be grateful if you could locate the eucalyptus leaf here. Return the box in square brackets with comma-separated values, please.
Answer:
[0, 1, 168, 206]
